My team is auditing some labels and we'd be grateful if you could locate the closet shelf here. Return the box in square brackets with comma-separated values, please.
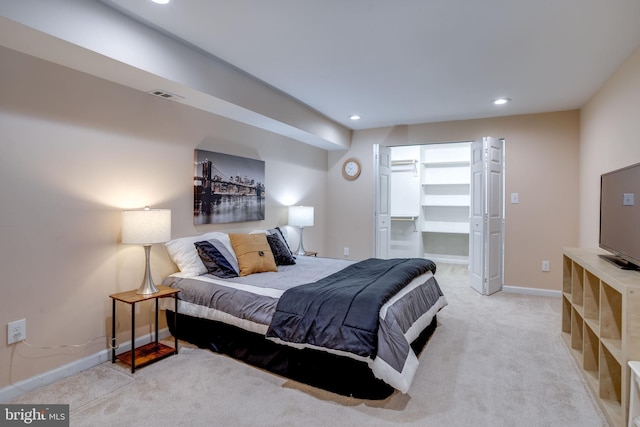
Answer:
[392, 159, 418, 166]
[423, 195, 470, 207]
[422, 221, 470, 234]
[422, 179, 470, 186]
[422, 160, 470, 167]
[391, 216, 418, 221]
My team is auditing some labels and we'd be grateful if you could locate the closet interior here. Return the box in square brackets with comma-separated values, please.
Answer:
[390, 142, 471, 264]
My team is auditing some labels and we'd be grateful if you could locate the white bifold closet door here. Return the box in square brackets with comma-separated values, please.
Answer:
[469, 137, 504, 295]
[374, 144, 392, 259]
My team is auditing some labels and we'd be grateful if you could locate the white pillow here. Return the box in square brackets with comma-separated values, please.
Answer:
[165, 232, 235, 277]
[276, 227, 291, 247]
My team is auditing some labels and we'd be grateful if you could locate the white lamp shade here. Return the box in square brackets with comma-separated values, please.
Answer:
[122, 208, 171, 245]
[288, 206, 314, 227]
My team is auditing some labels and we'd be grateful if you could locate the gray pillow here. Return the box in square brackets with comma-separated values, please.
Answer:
[268, 227, 295, 259]
[267, 234, 296, 265]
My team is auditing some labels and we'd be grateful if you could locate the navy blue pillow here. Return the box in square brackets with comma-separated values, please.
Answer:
[194, 239, 239, 278]
[266, 234, 296, 266]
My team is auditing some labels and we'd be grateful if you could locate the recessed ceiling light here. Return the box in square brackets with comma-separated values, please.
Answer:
[349, 115, 361, 121]
[492, 98, 511, 105]
[151, 0, 170, 4]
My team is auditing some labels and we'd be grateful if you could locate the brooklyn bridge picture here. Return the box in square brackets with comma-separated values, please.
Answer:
[194, 149, 265, 224]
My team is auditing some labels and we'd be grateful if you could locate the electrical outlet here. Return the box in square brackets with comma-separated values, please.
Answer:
[7, 319, 26, 344]
[343, 247, 350, 256]
[542, 260, 550, 272]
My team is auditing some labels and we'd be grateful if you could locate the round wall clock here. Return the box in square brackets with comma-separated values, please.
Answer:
[342, 158, 361, 180]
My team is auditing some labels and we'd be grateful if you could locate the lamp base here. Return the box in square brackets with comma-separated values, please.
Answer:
[136, 278, 159, 295]
[294, 226, 307, 256]
[136, 245, 159, 294]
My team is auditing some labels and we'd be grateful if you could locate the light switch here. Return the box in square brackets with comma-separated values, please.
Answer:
[511, 193, 519, 204]
[623, 193, 635, 206]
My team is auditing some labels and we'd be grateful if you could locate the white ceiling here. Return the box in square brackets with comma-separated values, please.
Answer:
[72, 1, 640, 130]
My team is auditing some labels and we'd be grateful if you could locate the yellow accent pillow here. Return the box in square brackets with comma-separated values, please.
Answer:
[229, 233, 278, 276]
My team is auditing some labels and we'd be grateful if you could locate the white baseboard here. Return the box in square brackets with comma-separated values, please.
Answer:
[502, 285, 561, 298]
[0, 328, 172, 403]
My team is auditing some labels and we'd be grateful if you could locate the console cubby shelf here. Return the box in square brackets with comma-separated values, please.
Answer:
[562, 248, 640, 427]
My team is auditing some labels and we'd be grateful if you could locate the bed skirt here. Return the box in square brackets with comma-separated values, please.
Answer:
[166, 311, 437, 399]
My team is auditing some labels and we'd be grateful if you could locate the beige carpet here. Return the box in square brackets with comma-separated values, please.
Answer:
[10, 264, 608, 426]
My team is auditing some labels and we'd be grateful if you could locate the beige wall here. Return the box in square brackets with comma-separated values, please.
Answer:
[0, 47, 328, 388]
[580, 45, 640, 247]
[327, 111, 581, 291]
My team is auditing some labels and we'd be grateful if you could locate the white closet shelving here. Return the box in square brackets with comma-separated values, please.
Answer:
[390, 146, 422, 258]
[421, 142, 471, 263]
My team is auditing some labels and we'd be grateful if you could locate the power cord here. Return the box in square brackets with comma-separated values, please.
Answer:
[21, 335, 115, 351]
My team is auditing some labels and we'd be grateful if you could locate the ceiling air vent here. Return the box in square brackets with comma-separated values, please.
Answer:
[147, 89, 184, 101]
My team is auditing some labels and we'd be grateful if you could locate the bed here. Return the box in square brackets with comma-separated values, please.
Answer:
[159, 229, 447, 398]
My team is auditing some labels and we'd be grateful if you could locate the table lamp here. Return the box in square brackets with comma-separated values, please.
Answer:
[122, 207, 171, 294]
[288, 205, 314, 256]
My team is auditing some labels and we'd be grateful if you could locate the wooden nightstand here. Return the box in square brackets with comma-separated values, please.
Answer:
[110, 285, 179, 373]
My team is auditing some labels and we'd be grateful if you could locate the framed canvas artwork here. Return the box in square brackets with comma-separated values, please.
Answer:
[194, 150, 265, 224]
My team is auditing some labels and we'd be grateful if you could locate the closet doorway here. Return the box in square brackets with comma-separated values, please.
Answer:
[374, 138, 504, 295]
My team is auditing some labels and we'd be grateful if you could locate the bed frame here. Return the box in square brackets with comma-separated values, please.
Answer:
[166, 311, 437, 399]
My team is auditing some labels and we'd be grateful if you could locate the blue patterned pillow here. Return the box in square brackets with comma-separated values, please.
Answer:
[194, 239, 239, 278]
[266, 234, 296, 266]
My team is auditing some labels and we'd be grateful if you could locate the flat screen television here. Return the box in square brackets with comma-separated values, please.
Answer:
[599, 162, 640, 270]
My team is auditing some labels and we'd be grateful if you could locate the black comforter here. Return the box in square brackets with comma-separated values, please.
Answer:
[265, 258, 437, 358]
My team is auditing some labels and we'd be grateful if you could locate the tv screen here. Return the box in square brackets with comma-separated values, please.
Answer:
[599, 162, 640, 270]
